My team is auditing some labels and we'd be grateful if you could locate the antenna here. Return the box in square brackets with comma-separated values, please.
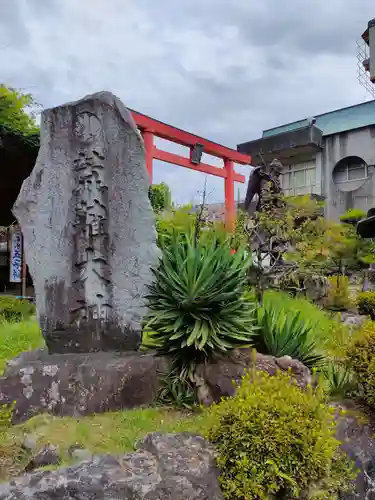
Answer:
[357, 37, 375, 99]
[258, 151, 268, 168]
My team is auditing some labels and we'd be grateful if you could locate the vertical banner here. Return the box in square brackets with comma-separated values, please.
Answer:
[9, 227, 22, 283]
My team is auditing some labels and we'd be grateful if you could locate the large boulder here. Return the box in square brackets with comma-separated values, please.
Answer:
[0, 433, 223, 500]
[334, 401, 375, 499]
[0, 348, 311, 424]
[12, 91, 158, 354]
[0, 351, 167, 424]
[340, 312, 366, 332]
[195, 349, 312, 405]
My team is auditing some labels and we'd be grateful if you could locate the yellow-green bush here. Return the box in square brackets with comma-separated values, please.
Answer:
[357, 291, 375, 320]
[0, 296, 35, 322]
[204, 369, 354, 499]
[0, 402, 22, 480]
[0, 319, 44, 374]
[324, 276, 352, 311]
[347, 321, 375, 406]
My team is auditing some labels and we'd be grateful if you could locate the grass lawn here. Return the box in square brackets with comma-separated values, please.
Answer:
[22, 407, 207, 457]
[0, 406, 208, 480]
[0, 319, 44, 374]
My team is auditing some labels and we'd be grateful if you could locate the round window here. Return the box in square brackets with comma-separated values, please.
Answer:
[332, 156, 368, 192]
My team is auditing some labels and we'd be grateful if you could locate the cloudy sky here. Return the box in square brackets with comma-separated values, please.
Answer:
[1, 0, 375, 204]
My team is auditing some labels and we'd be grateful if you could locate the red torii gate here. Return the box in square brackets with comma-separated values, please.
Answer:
[129, 109, 252, 230]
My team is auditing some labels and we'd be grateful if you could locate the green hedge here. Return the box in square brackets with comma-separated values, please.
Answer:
[347, 321, 375, 407]
[0, 296, 35, 322]
[357, 291, 375, 320]
[204, 368, 355, 499]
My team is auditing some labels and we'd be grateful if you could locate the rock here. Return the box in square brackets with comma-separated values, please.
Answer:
[0, 433, 223, 500]
[340, 312, 366, 331]
[0, 348, 310, 424]
[334, 401, 375, 498]
[196, 349, 311, 405]
[0, 351, 168, 424]
[68, 445, 92, 462]
[4, 348, 48, 377]
[25, 444, 61, 472]
[21, 434, 38, 452]
[12, 91, 158, 354]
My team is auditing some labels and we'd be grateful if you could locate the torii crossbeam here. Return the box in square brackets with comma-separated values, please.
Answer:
[129, 109, 252, 229]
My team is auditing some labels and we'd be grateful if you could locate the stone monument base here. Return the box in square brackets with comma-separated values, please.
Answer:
[44, 321, 142, 354]
[1, 351, 167, 424]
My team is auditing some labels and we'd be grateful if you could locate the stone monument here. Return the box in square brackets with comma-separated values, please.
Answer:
[13, 91, 158, 354]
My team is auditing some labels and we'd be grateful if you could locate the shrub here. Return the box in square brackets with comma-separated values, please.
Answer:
[0, 296, 35, 322]
[324, 275, 352, 311]
[357, 291, 375, 319]
[0, 402, 24, 480]
[144, 235, 257, 379]
[204, 369, 354, 499]
[155, 205, 232, 250]
[253, 303, 325, 368]
[347, 321, 375, 406]
[261, 290, 350, 360]
[320, 361, 355, 400]
[156, 205, 195, 248]
[148, 182, 172, 213]
[340, 208, 366, 225]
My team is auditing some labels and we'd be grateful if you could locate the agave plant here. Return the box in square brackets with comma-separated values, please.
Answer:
[144, 234, 257, 378]
[157, 368, 197, 409]
[253, 304, 326, 369]
[320, 361, 355, 399]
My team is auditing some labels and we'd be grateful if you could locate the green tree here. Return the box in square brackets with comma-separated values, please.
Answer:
[243, 193, 320, 299]
[290, 217, 358, 276]
[148, 182, 172, 213]
[242, 192, 364, 299]
[0, 85, 39, 138]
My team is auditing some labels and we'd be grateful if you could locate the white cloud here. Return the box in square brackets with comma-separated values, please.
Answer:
[1, 0, 375, 203]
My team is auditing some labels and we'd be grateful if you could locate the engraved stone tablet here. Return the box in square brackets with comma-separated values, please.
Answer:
[13, 91, 158, 353]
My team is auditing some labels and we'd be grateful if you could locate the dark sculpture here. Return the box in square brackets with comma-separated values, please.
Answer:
[357, 208, 375, 238]
[244, 158, 284, 214]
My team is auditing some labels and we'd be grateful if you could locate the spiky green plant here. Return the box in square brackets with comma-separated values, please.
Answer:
[253, 304, 326, 369]
[144, 234, 257, 378]
[320, 361, 355, 400]
[157, 368, 197, 409]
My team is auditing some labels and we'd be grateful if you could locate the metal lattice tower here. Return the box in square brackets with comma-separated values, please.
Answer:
[356, 38, 375, 99]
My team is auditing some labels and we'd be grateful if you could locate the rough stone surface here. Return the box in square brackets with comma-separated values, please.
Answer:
[68, 445, 92, 462]
[341, 312, 366, 331]
[0, 351, 167, 424]
[4, 348, 49, 377]
[12, 91, 158, 354]
[334, 402, 375, 499]
[0, 433, 223, 500]
[0, 348, 311, 424]
[25, 444, 61, 472]
[195, 349, 311, 405]
[21, 434, 38, 453]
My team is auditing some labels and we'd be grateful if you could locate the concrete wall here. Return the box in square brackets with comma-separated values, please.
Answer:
[321, 126, 375, 220]
[281, 126, 375, 220]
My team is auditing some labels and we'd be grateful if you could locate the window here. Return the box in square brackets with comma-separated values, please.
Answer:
[332, 156, 368, 185]
[352, 195, 372, 212]
[281, 162, 318, 196]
